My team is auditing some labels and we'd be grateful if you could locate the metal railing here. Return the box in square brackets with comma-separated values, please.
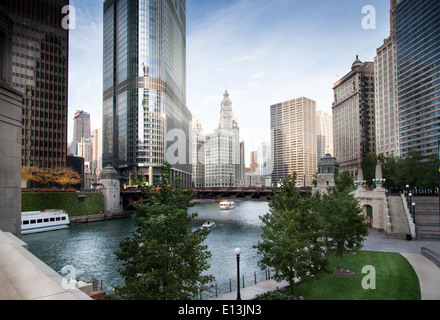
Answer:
[199, 268, 276, 300]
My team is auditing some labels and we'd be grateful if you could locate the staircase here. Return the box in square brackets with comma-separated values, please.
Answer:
[386, 196, 410, 239]
[413, 197, 440, 240]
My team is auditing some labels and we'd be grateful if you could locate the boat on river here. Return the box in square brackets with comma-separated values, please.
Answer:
[219, 201, 235, 210]
[21, 209, 70, 235]
[202, 221, 216, 229]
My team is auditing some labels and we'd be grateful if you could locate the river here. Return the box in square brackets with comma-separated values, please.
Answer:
[22, 201, 269, 295]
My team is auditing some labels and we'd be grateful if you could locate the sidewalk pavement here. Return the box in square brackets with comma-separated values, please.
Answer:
[211, 280, 289, 300]
[212, 229, 440, 300]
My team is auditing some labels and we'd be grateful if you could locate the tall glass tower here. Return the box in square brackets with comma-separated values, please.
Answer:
[396, 0, 440, 159]
[103, 0, 191, 186]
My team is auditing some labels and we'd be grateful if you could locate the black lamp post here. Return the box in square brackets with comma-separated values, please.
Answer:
[408, 192, 412, 208]
[235, 248, 242, 300]
[412, 202, 416, 224]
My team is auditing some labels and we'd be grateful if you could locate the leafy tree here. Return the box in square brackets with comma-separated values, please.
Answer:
[361, 152, 377, 188]
[255, 173, 327, 296]
[53, 167, 81, 189]
[114, 162, 213, 300]
[319, 171, 368, 273]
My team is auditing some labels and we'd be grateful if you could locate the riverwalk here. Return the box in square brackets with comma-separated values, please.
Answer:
[212, 228, 440, 300]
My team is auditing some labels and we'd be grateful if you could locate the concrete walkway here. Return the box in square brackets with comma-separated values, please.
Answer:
[212, 229, 440, 300]
[0, 231, 91, 300]
[211, 280, 290, 300]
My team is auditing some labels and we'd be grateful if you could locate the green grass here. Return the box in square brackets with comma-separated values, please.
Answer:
[286, 251, 421, 300]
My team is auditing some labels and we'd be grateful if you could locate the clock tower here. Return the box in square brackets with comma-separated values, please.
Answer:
[219, 90, 236, 129]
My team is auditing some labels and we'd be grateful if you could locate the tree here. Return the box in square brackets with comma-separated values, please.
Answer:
[53, 167, 81, 189]
[361, 152, 377, 188]
[255, 173, 327, 297]
[319, 171, 368, 274]
[114, 162, 213, 300]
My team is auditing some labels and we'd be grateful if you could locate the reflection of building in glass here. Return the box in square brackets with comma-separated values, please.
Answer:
[103, 0, 191, 186]
[2, 0, 69, 169]
[394, 0, 440, 159]
[271, 97, 317, 187]
[333, 57, 375, 176]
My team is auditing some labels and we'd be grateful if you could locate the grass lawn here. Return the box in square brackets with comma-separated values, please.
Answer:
[288, 251, 421, 300]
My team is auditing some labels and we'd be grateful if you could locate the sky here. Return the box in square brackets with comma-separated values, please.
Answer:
[68, 0, 391, 165]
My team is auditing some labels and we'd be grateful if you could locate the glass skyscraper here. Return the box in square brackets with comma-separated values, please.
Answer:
[396, 0, 440, 159]
[103, 0, 191, 186]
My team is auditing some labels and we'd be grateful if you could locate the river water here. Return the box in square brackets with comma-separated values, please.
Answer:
[22, 201, 269, 295]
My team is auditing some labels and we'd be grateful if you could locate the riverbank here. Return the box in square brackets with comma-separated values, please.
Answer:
[69, 211, 132, 225]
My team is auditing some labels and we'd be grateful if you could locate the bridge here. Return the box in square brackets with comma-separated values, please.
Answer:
[120, 186, 312, 211]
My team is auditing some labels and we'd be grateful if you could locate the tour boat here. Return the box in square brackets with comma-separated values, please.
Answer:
[21, 209, 70, 235]
[219, 201, 235, 210]
[202, 221, 216, 229]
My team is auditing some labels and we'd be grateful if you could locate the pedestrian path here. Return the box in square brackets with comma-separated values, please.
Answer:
[211, 279, 289, 300]
[211, 229, 440, 300]
[401, 253, 440, 300]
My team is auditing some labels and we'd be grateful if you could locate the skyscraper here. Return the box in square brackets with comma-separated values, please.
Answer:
[73, 110, 91, 143]
[103, 0, 192, 186]
[271, 97, 317, 187]
[316, 110, 334, 160]
[204, 91, 244, 187]
[374, 35, 399, 158]
[333, 57, 375, 176]
[1, 0, 69, 169]
[191, 116, 205, 187]
[395, 0, 440, 159]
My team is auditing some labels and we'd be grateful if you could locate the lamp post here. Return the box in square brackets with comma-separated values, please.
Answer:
[235, 248, 242, 300]
[412, 202, 416, 224]
[408, 192, 412, 208]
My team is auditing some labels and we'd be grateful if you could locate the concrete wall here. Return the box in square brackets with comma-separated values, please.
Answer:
[0, 82, 23, 237]
[0, 230, 91, 300]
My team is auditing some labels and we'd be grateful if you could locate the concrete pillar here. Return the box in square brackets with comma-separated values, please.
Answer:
[0, 11, 23, 237]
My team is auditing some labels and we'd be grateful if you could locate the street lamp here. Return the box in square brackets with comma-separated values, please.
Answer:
[408, 192, 412, 208]
[412, 202, 416, 224]
[235, 248, 242, 300]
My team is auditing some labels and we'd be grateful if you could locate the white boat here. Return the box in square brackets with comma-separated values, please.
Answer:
[202, 221, 216, 229]
[219, 201, 235, 210]
[21, 209, 70, 235]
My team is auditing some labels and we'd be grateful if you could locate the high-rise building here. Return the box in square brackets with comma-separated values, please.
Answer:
[316, 110, 334, 160]
[394, 0, 440, 159]
[271, 97, 317, 187]
[332, 57, 375, 176]
[374, 35, 399, 158]
[191, 116, 205, 187]
[73, 110, 91, 143]
[204, 91, 244, 187]
[91, 127, 103, 175]
[258, 141, 271, 177]
[103, 0, 192, 186]
[1, 0, 69, 169]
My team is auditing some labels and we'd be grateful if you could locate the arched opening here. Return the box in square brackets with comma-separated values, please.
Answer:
[363, 205, 373, 227]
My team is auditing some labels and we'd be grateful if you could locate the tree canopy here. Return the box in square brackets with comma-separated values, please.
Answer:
[113, 162, 213, 300]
